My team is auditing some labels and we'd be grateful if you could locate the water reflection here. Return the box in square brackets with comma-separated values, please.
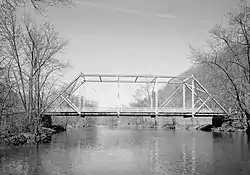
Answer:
[212, 132, 223, 141]
[179, 132, 197, 175]
[150, 138, 160, 174]
[247, 134, 250, 144]
[212, 132, 250, 175]
[0, 128, 250, 175]
[0, 145, 46, 174]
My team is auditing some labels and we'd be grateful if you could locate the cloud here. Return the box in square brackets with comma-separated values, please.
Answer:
[113, 7, 142, 14]
[75, 0, 177, 19]
[155, 13, 177, 19]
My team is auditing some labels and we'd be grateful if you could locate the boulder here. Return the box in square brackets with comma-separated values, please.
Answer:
[246, 127, 250, 134]
[197, 124, 213, 132]
[162, 123, 176, 129]
[246, 121, 250, 135]
[41, 115, 52, 128]
[212, 116, 226, 127]
[211, 119, 247, 132]
[51, 125, 66, 133]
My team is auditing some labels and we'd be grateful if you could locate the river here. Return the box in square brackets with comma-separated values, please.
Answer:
[0, 126, 250, 175]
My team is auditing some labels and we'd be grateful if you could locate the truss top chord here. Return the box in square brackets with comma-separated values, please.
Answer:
[77, 73, 191, 84]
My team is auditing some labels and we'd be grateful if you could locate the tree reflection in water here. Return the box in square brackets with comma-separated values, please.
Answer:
[181, 132, 197, 175]
[1, 128, 250, 175]
[0, 144, 48, 174]
[150, 137, 160, 174]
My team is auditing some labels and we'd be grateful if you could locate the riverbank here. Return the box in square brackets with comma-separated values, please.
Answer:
[0, 115, 67, 146]
[0, 115, 97, 146]
[197, 115, 249, 133]
[107, 116, 212, 130]
[107, 115, 249, 134]
[2, 115, 246, 146]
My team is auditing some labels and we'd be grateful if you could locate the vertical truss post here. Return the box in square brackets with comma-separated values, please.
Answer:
[183, 83, 186, 109]
[80, 96, 83, 112]
[185, 84, 213, 112]
[82, 85, 85, 112]
[150, 88, 153, 110]
[155, 78, 158, 116]
[78, 90, 81, 114]
[79, 82, 85, 115]
[117, 77, 120, 117]
[191, 75, 195, 122]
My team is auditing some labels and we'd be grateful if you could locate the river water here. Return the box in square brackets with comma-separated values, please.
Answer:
[0, 127, 250, 175]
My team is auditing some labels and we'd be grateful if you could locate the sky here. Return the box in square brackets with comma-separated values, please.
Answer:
[27, 0, 246, 107]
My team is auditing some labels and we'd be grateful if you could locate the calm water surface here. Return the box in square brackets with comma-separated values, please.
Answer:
[1, 127, 250, 175]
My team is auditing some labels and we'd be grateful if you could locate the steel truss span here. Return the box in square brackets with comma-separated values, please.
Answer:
[43, 73, 229, 118]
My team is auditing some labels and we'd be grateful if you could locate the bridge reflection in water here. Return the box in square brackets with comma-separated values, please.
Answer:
[1, 128, 250, 174]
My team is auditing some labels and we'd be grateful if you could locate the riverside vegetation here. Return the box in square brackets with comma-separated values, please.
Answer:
[0, 0, 71, 146]
[1, 0, 250, 146]
[129, 1, 250, 134]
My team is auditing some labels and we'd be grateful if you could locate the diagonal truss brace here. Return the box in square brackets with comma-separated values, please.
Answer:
[159, 85, 182, 110]
[42, 73, 84, 113]
[52, 79, 78, 111]
[61, 95, 81, 114]
[43, 73, 228, 116]
[185, 83, 213, 112]
[193, 77, 229, 115]
[185, 83, 205, 93]
[53, 79, 85, 112]
[194, 97, 210, 114]
[159, 77, 190, 110]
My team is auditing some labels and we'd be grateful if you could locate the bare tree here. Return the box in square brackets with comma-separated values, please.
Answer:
[0, 0, 72, 12]
[190, 1, 250, 128]
[0, 8, 69, 132]
[129, 84, 153, 108]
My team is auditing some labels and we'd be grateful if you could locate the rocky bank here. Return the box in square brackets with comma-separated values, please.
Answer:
[198, 115, 248, 133]
[0, 115, 66, 146]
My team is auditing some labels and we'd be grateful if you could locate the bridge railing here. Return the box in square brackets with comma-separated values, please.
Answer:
[50, 107, 224, 113]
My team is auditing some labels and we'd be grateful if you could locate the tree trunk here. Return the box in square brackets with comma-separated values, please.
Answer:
[246, 121, 250, 134]
[243, 109, 250, 134]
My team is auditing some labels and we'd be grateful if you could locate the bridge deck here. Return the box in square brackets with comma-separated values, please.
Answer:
[45, 111, 226, 117]
[46, 107, 226, 117]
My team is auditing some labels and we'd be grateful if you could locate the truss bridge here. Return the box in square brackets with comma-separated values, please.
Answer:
[43, 73, 228, 118]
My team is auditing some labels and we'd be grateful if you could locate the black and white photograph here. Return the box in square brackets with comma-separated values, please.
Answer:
[1, 0, 250, 174]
